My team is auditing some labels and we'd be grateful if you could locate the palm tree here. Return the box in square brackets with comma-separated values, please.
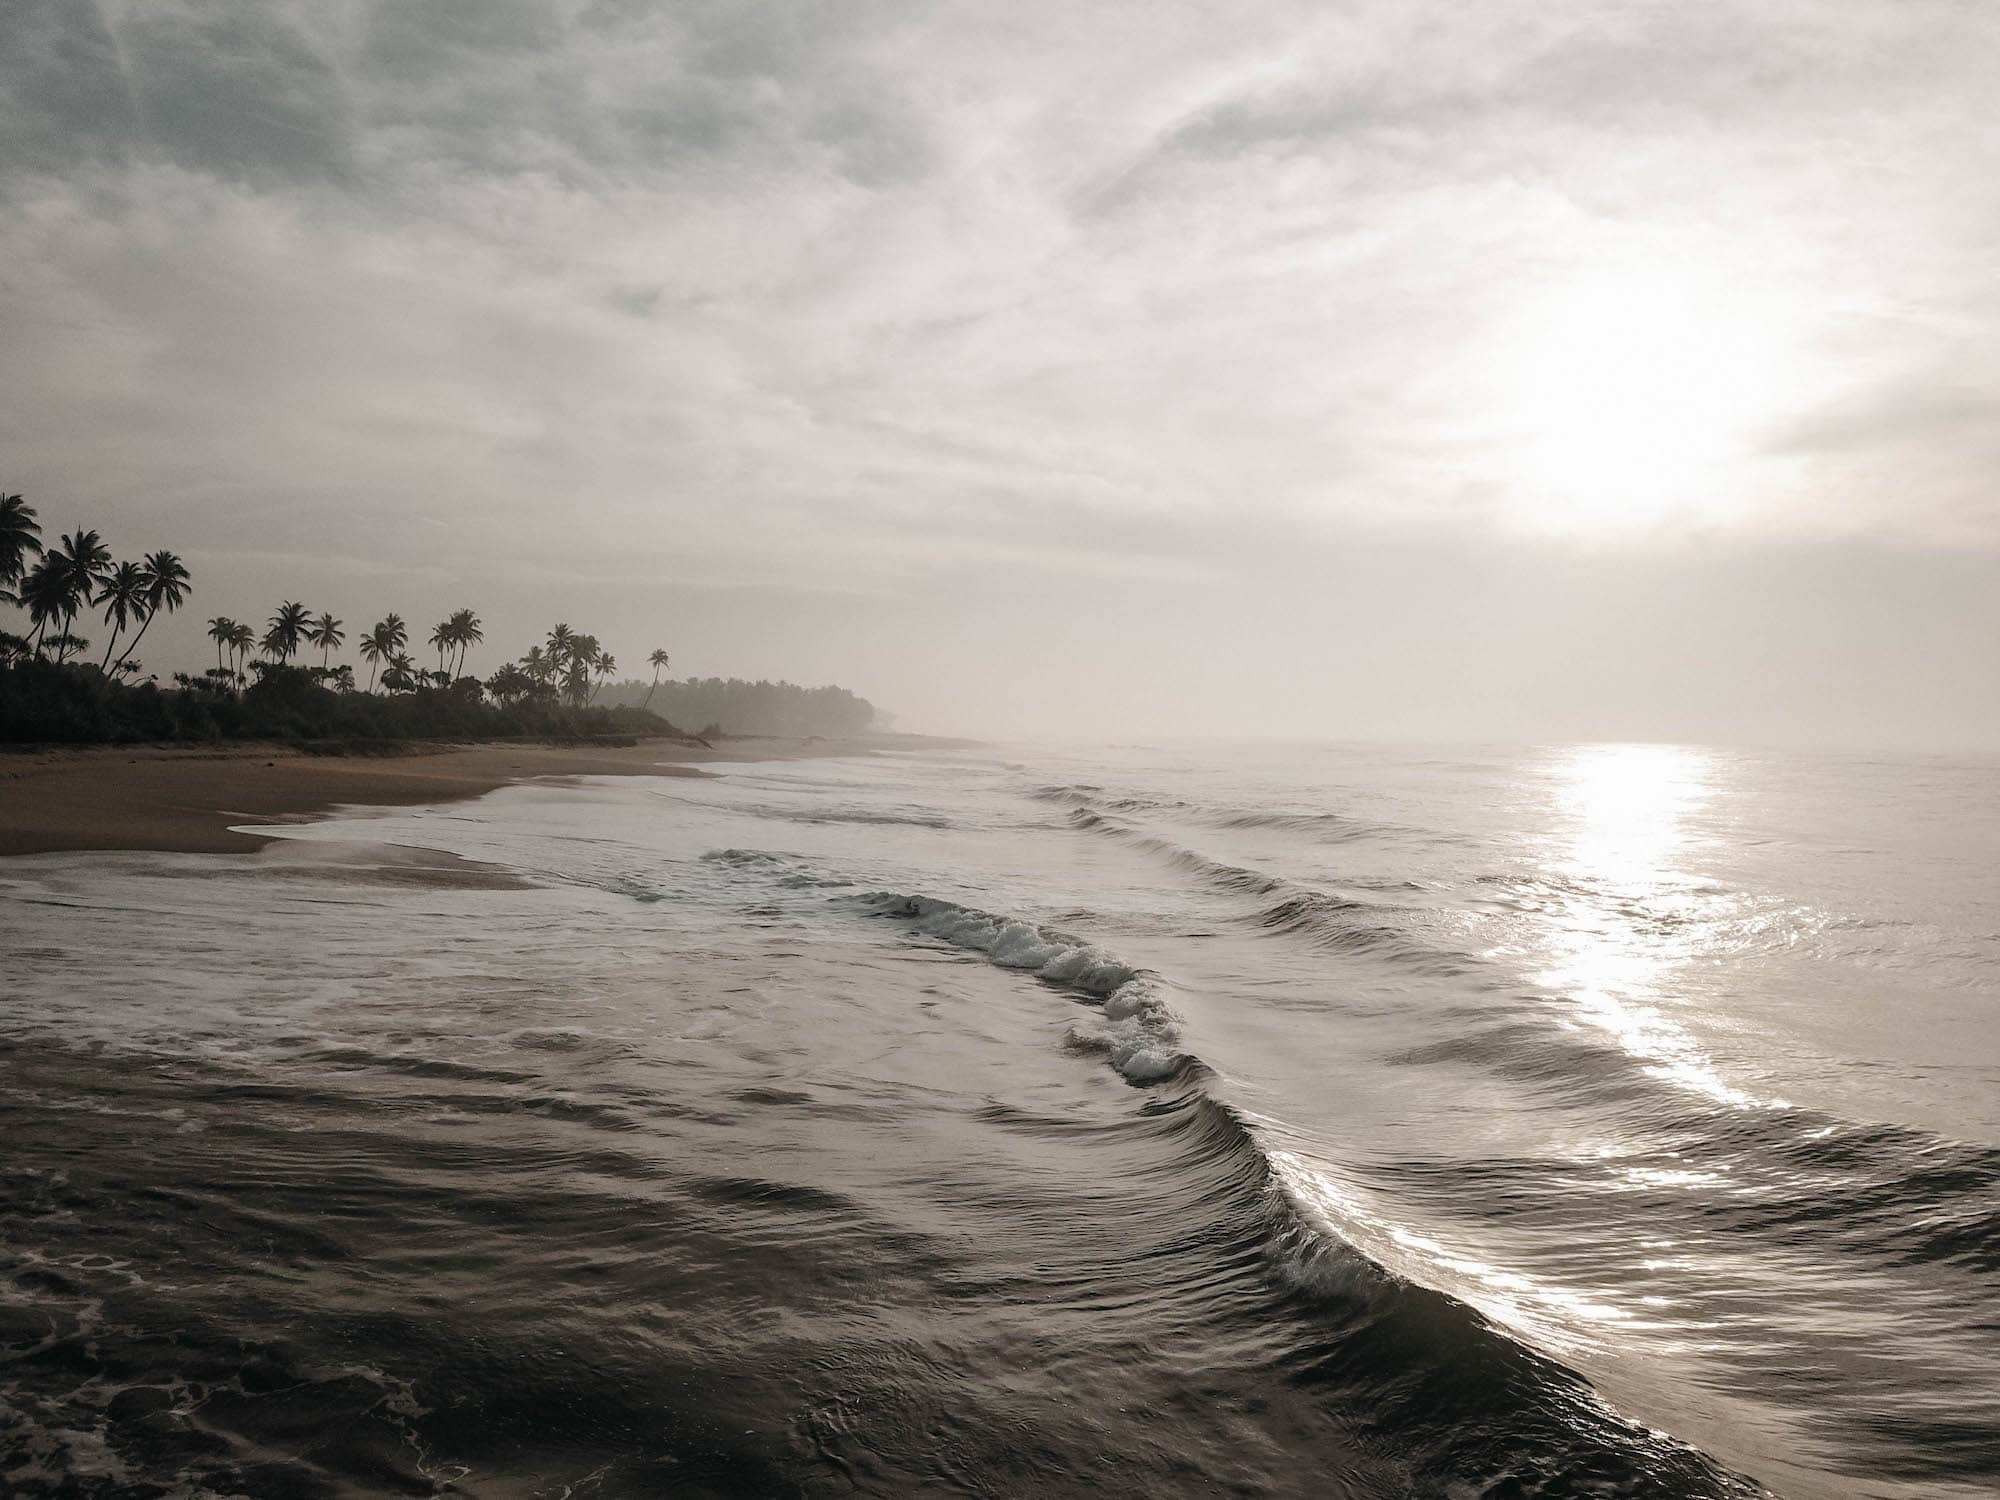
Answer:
[591, 651, 615, 703]
[20, 558, 68, 656]
[447, 608, 483, 677]
[108, 550, 191, 674]
[546, 622, 576, 672]
[428, 619, 455, 677]
[643, 648, 671, 709]
[358, 614, 407, 692]
[263, 600, 309, 662]
[563, 659, 590, 707]
[227, 621, 254, 685]
[207, 616, 236, 676]
[564, 635, 599, 706]
[47, 530, 110, 661]
[358, 624, 388, 691]
[95, 560, 148, 669]
[306, 611, 345, 671]
[0, 493, 42, 605]
[382, 652, 418, 693]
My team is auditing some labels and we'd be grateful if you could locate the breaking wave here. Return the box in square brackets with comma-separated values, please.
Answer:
[854, 891, 1188, 1083]
[837, 878, 1762, 1495]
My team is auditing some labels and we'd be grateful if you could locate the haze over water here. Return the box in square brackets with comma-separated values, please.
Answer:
[4, 740, 1995, 1498]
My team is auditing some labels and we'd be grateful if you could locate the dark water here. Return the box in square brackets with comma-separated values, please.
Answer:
[2, 742, 1996, 1497]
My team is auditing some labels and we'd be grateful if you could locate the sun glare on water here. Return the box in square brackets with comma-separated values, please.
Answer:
[1487, 262, 1795, 535]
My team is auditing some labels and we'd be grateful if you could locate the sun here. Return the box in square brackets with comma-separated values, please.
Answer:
[1485, 261, 1791, 534]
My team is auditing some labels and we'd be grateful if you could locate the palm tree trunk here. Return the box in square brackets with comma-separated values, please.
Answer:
[100, 623, 122, 671]
[113, 607, 157, 673]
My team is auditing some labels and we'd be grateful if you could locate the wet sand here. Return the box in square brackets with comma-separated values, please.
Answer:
[0, 736, 902, 857]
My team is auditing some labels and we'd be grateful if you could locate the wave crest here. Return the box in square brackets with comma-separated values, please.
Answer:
[857, 892, 1186, 1083]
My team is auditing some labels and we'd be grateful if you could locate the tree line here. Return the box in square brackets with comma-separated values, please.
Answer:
[1, 493, 190, 673]
[593, 676, 877, 738]
[2, 491, 877, 744]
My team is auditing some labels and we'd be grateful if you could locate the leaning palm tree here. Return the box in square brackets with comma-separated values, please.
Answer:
[109, 550, 191, 673]
[0, 493, 43, 605]
[446, 608, 482, 677]
[95, 560, 148, 669]
[643, 648, 671, 709]
[590, 651, 615, 703]
[357, 624, 389, 692]
[206, 616, 236, 676]
[263, 600, 310, 662]
[306, 611, 345, 671]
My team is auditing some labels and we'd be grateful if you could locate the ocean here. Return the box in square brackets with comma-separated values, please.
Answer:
[2, 740, 1996, 1498]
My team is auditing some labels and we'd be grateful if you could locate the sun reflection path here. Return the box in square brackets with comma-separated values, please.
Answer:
[1539, 744, 1771, 1111]
[1250, 748, 1785, 1366]
[1556, 743, 1709, 892]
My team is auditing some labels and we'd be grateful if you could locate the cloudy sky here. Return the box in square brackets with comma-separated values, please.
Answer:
[4, 0, 1997, 746]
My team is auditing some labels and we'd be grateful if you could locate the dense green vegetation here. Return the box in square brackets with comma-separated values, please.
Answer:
[1, 492, 877, 746]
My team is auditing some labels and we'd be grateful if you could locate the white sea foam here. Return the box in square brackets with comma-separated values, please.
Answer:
[861, 892, 1187, 1083]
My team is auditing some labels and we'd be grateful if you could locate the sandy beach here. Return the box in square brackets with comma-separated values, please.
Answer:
[0, 735, 902, 857]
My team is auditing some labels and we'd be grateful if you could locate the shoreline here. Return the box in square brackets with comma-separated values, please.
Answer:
[0, 733, 963, 858]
